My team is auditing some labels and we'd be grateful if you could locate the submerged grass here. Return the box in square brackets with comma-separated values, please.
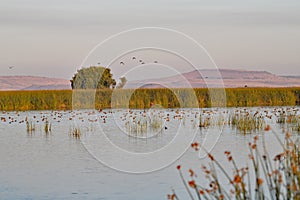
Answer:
[26, 120, 35, 133]
[124, 110, 165, 136]
[69, 126, 81, 139]
[229, 111, 266, 134]
[44, 119, 51, 134]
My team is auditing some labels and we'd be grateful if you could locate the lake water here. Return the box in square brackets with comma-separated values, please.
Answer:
[0, 107, 298, 200]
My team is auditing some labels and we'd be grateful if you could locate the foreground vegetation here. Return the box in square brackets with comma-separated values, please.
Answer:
[169, 129, 300, 200]
[0, 87, 300, 111]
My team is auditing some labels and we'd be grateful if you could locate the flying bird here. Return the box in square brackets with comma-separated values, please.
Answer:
[120, 61, 125, 65]
[8, 66, 14, 69]
[132, 57, 136, 60]
[154, 61, 158, 63]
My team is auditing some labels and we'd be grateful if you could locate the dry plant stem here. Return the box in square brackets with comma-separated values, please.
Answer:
[247, 163, 252, 199]
[178, 169, 195, 200]
[256, 145, 273, 200]
[200, 146, 232, 184]
[261, 132, 275, 200]
[248, 144, 260, 199]
[210, 162, 227, 197]
[172, 189, 180, 200]
[255, 148, 265, 200]
[193, 183, 202, 200]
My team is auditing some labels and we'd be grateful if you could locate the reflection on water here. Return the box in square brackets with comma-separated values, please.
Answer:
[0, 107, 298, 199]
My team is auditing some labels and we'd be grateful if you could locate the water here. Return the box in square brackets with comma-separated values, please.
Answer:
[0, 107, 298, 200]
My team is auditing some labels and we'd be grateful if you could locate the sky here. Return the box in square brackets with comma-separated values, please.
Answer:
[0, 0, 300, 79]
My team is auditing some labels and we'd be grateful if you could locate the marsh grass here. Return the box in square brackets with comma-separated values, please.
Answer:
[69, 126, 81, 139]
[199, 114, 212, 129]
[198, 109, 266, 134]
[196, 107, 300, 135]
[275, 109, 300, 133]
[125, 110, 165, 136]
[26, 119, 35, 133]
[231, 113, 266, 135]
[170, 129, 300, 200]
[44, 119, 51, 134]
[0, 87, 300, 111]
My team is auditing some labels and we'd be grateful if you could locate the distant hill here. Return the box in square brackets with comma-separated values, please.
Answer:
[1, 69, 300, 91]
[0, 76, 71, 91]
[126, 69, 300, 88]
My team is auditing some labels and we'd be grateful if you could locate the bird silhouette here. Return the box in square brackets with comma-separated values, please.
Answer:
[120, 62, 125, 65]
[132, 57, 136, 60]
[154, 61, 158, 63]
[8, 66, 14, 69]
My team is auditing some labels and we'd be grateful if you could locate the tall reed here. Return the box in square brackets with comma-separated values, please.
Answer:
[170, 128, 300, 200]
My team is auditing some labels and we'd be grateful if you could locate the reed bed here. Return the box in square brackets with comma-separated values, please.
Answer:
[228, 111, 266, 134]
[123, 110, 166, 137]
[169, 128, 300, 200]
[195, 107, 300, 134]
[0, 87, 300, 111]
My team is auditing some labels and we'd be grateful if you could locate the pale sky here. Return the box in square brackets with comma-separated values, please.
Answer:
[0, 0, 300, 79]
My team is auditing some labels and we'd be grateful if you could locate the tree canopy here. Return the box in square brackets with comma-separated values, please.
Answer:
[71, 66, 116, 89]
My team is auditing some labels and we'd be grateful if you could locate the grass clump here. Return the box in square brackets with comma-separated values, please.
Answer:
[44, 119, 51, 134]
[124, 110, 165, 137]
[26, 117, 35, 134]
[69, 126, 81, 139]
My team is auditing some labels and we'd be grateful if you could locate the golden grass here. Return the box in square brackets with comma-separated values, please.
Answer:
[0, 87, 299, 111]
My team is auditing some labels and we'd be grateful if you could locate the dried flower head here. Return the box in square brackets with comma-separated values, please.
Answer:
[199, 190, 205, 195]
[189, 169, 196, 177]
[167, 193, 176, 200]
[264, 125, 271, 131]
[191, 142, 200, 151]
[234, 175, 242, 184]
[188, 180, 196, 188]
[208, 154, 214, 161]
[257, 178, 263, 186]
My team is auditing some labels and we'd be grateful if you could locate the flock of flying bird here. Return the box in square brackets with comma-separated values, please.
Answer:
[119, 56, 158, 66]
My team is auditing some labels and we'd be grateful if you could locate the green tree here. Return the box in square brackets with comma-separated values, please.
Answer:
[71, 66, 116, 89]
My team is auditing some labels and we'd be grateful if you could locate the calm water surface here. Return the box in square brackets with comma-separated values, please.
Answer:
[0, 107, 297, 200]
